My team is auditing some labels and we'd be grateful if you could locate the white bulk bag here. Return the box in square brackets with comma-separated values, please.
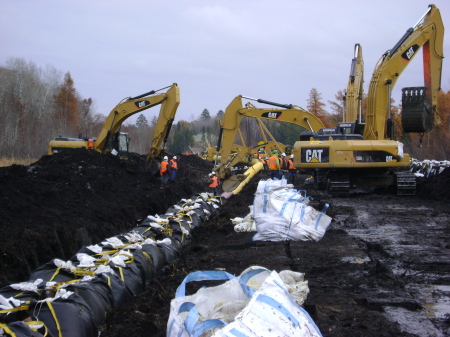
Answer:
[166, 266, 321, 337]
[253, 179, 331, 241]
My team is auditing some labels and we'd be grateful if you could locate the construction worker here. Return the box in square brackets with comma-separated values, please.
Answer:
[259, 156, 267, 172]
[279, 152, 288, 179]
[160, 156, 170, 189]
[169, 156, 178, 182]
[268, 149, 280, 180]
[288, 154, 298, 185]
[257, 147, 266, 160]
[208, 172, 219, 196]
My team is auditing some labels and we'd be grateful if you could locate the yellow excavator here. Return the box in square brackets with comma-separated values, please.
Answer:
[292, 4, 444, 196]
[213, 95, 325, 191]
[48, 83, 180, 168]
[204, 118, 287, 164]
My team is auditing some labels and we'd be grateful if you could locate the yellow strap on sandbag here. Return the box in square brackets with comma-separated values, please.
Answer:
[2, 325, 17, 337]
[118, 266, 124, 281]
[47, 301, 62, 337]
[49, 267, 61, 282]
[24, 321, 48, 335]
[0, 305, 29, 313]
[97, 249, 119, 256]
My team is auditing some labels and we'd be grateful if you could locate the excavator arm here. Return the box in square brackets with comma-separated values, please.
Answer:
[95, 83, 180, 152]
[364, 4, 444, 140]
[145, 83, 180, 167]
[214, 95, 324, 181]
[345, 43, 364, 124]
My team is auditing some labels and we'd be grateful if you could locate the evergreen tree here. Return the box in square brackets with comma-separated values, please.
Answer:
[169, 121, 194, 153]
[136, 114, 148, 127]
[216, 110, 224, 119]
[201, 109, 211, 120]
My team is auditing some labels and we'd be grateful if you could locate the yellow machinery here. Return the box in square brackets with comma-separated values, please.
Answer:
[345, 43, 364, 125]
[214, 95, 325, 191]
[48, 84, 180, 167]
[292, 4, 444, 196]
[204, 118, 287, 164]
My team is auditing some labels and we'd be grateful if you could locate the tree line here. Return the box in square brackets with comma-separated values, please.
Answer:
[1, 58, 449, 161]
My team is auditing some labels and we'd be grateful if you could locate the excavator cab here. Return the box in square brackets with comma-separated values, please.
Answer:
[106, 132, 130, 157]
[401, 87, 434, 133]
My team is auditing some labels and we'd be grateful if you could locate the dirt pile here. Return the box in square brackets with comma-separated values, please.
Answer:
[0, 149, 213, 287]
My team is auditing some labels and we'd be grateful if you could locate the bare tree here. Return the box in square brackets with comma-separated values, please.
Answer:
[307, 88, 329, 127]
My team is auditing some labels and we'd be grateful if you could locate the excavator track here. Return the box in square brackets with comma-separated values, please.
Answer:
[327, 175, 350, 197]
[395, 171, 416, 195]
[314, 169, 328, 190]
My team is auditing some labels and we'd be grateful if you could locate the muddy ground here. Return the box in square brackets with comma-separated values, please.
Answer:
[1, 149, 449, 336]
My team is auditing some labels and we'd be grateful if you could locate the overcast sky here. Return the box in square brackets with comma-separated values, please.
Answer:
[1, 0, 449, 126]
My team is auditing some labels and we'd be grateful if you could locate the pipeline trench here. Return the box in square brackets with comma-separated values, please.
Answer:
[1, 149, 449, 336]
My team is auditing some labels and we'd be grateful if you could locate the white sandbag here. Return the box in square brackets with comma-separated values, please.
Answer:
[166, 266, 271, 337]
[252, 179, 331, 241]
[212, 270, 321, 337]
[231, 206, 256, 232]
[166, 266, 319, 337]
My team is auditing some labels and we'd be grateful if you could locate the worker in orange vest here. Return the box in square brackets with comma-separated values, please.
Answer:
[169, 156, 178, 182]
[259, 156, 267, 172]
[208, 172, 219, 196]
[279, 152, 288, 179]
[160, 156, 170, 189]
[268, 149, 280, 180]
[288, 154, 298, 185]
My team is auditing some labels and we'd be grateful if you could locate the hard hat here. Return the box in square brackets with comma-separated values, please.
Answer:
[173, 156, 177, 160]
[163, 156, 168, 160]
[272, 149, 278, 154]
[291, 154, 294, 158]
[281, 153, 286, 157]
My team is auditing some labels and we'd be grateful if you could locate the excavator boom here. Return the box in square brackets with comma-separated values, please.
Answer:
[345, 43, 364, 124]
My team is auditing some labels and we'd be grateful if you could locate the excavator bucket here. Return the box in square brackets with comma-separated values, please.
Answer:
[401, 87, 434, 133]
[147, 156, 161, 176]
[149, 162, 160, 176]
[221, 174, 249, 192]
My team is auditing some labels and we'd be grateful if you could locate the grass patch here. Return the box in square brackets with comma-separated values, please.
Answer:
[0, 157, 38, 167]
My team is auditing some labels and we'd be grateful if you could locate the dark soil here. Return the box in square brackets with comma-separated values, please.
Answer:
[1, 150, 449, 337]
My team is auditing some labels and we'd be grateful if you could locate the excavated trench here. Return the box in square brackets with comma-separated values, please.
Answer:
[0, 150, 449, 336]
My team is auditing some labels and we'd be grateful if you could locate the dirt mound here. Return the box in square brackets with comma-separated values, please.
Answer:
[0, 149, 213, 287]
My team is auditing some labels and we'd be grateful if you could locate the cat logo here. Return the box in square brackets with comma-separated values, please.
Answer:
[301, 148, 329, 163]
[401, 44, 419, 62]
[135, 100, 150, 109]
[261, 111, 282, 119]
